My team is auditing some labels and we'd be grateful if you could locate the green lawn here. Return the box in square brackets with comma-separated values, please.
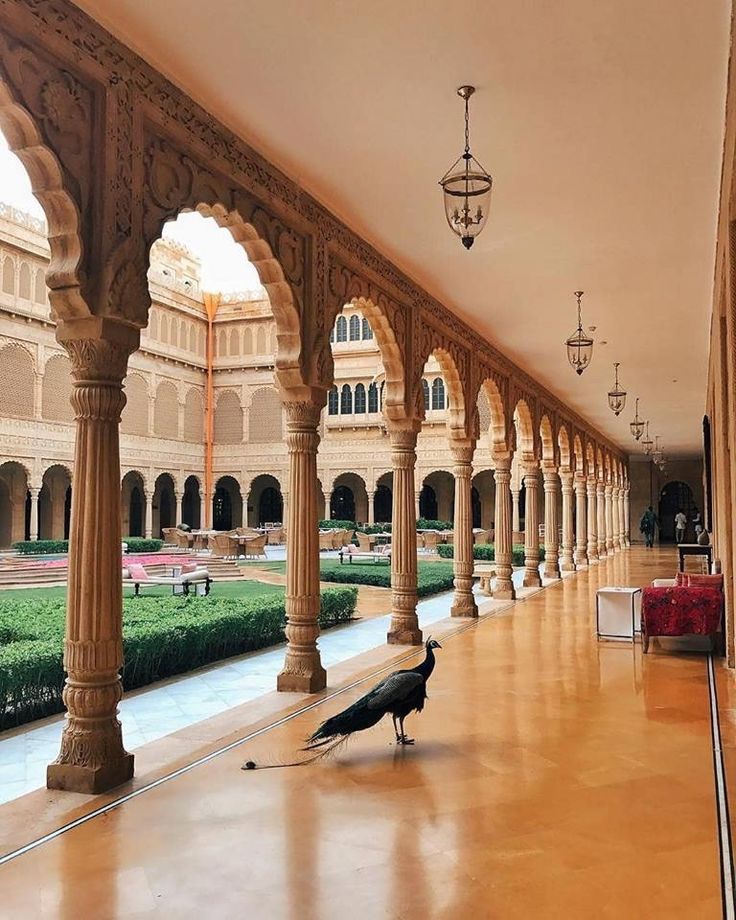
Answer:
[0, 579, 284, 602]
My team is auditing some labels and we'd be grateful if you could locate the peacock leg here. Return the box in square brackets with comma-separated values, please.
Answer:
[398, 716, 415, 745]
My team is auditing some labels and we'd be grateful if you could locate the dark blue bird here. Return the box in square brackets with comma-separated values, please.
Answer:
[306, 638, 442, 748]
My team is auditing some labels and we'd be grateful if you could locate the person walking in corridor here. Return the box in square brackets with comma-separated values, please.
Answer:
[640, 506, 658, 548]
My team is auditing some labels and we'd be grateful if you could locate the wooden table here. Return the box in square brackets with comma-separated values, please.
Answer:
[677, 543, 712, 573]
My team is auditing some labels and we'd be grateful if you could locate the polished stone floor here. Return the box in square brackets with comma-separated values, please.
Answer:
[0, 548, 728, 918]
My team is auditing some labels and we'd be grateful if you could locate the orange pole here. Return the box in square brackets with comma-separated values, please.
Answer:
[203, 292, 220, 529]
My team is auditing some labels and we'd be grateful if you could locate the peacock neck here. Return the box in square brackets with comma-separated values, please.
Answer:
[415, 646, 436, 680]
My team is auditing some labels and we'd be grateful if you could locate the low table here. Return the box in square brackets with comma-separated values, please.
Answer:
[596, 586, 642, 641]
[338, 549, 390, 565]
[677, 543, 712, 573]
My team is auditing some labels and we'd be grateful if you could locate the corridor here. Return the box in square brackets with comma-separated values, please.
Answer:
[0, 548, 728, 918]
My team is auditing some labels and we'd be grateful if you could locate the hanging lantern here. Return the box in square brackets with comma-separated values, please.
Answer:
[641, 421, 653, 454]
[439, 86, 493, 250]
[629, 397, 645, 440]
[607, 362, 627, 416]
[565, 291, 594, 375]
[652, 437, 663, 465]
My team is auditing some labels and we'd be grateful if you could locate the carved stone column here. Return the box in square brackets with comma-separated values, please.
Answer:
[624, 487, 631, 546]
[277, 400, 327, 692]
[174, 491, 182, 527]
[324, 492, 332, 522]
[511, 487, 521, 534]
[367, 490, 375, 526]
[451, 442, 477, 617]
[388, 424, 422, 644]
[144, 490, 153, 540]
[415, 490, 421, 522]
[605, 484, 614, 552]
[610, 486, 620, 550]
[573, 473, 588, 566]
[542, 464, 561, 579]
[559, 470, 575, 571]
[522, 462, 542, 588]
[596, 481, 607, 558]
[29, 486, 40, 541]
[586, 477, 599, 563]
[199, 493, 207, 532]
[493, 453, 516, 600]
[47, 328, 136, 794]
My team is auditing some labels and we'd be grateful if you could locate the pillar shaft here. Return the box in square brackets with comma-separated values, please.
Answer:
[586, 477, 599, 563]
[388, 425, 422, 644]
[325, 492, 331, 522]
[559, 470, 575, 571]
[493, 453, 516, 600]
[367, 490, 375, 526]
[47, 332, 135, 794]
[624, 487, 631, 546]
[597, 481, 607, 557]
[29, 486, 40, 542]
[605, 484, 614, 552]
[144, 490, 153, 540]
[523, 463, 542, 588]
[611, 487, 620, 550]
[451, 443, 477, 617]
[574, 473, 588, 566]
[543, 465, 561, 579]
[277, 400, 327, 692]
[511, 488, 521, 534]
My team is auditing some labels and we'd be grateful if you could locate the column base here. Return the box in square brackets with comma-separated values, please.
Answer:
[494, 584, 516, 600]
[387, 626, 423, 645]
[560, 560, 576, 572]
[543, 564, 561, 580]
[277, 665, 327, 693]
[523, 571, 542, 588]
[451, 596, 478, 618]
[47, 751, 134, 795]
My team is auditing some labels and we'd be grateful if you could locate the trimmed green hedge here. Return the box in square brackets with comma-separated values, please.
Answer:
[361, 523, 392, 534]
[436, 543, 545, 565]
[12, 540, 68, 555]
[123, 537, 164, 553]
[318, 560, 455, 598]
[318, 519, 357, 531]
[0, 587, 357, 730]
[416, 518, 454, 531]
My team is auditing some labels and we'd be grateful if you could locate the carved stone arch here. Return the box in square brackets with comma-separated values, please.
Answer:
[326, 257, 407, 420]
[416, 340, 467, 440]
[122, 467, 149, 493]
[141, 141, 307, 392]
[558, 423, 572, 470]
[0, 45, 92, 320]
[596, 447, 605, 481]
[572, 433, 585, 473]
[585, 440, 597, 478]
[513, 399, 536, 460]
[539, 414, 555, 464]
[604, 452, 613, 484]
[474, 371, 509, 451]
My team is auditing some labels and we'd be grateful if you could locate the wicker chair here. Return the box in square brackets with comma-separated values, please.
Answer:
[243, 534, 267, 559]
[356, 532, 374, 552]
[416, 532, 425, 550]
[444, 531, 454, 546]
[162, 527, 179, 545]
[236, 527, 259, 537]
[174, 530, 194, 550]
[319, 531, 335, 551]
[331, 529, 348, 550]
[210, 533, 235, 559]
[473, 529, 489, 545]
[267, 527, 283, 545]
[422, 531, 440, 552]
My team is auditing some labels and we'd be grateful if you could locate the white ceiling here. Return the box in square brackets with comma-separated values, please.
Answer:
[74, 0, 731, 455]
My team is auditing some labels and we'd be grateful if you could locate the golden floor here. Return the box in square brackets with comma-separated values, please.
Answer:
[0, 548, 731, 918]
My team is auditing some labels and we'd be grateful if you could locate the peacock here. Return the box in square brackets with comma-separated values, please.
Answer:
[306, 637, 442, 749]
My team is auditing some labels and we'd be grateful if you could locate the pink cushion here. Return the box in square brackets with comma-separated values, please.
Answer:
[180, 562, 197, 574]
[686, 574, 724, 590]
[126, 563, 150, 581]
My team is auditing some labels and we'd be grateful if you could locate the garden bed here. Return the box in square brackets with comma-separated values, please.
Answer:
[0, 586, 357, 730]
[437, 543, 545, 565]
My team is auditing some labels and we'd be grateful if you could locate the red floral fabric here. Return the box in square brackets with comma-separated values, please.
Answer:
[642, 587, 722, 638]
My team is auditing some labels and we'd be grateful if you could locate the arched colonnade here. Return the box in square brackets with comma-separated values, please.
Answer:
[0, 2, 629, 793]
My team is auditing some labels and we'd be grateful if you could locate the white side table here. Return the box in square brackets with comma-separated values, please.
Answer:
[596, 587, 642, 641]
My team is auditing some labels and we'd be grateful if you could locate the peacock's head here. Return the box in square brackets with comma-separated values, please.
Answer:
[426, 637, 442, 650]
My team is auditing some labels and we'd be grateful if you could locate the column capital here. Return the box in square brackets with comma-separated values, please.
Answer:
[559, 468, 574, 488]
[283, 399, 322, 431]
[450, 441, 475, 466]
[57, 318, 138, 383]
[29, 485, 41, 499]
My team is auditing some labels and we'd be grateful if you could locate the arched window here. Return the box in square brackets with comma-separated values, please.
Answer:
[336, 316, 347, 343]
[431, 377, 446, 410]
[354, 383, 366, 413]
[329, 326, 335, 344]
[349, 315, 360, 341]
[328, 386, 339, 415]
[19, 262, 31, 300]
[368, 382, 379, 413]
[422, 379, 430, 411]
[362, 317, 373, 340]
[380, 381, 385, 409]
[340, 383, 353, 414]
[34, 268, 46, 304]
